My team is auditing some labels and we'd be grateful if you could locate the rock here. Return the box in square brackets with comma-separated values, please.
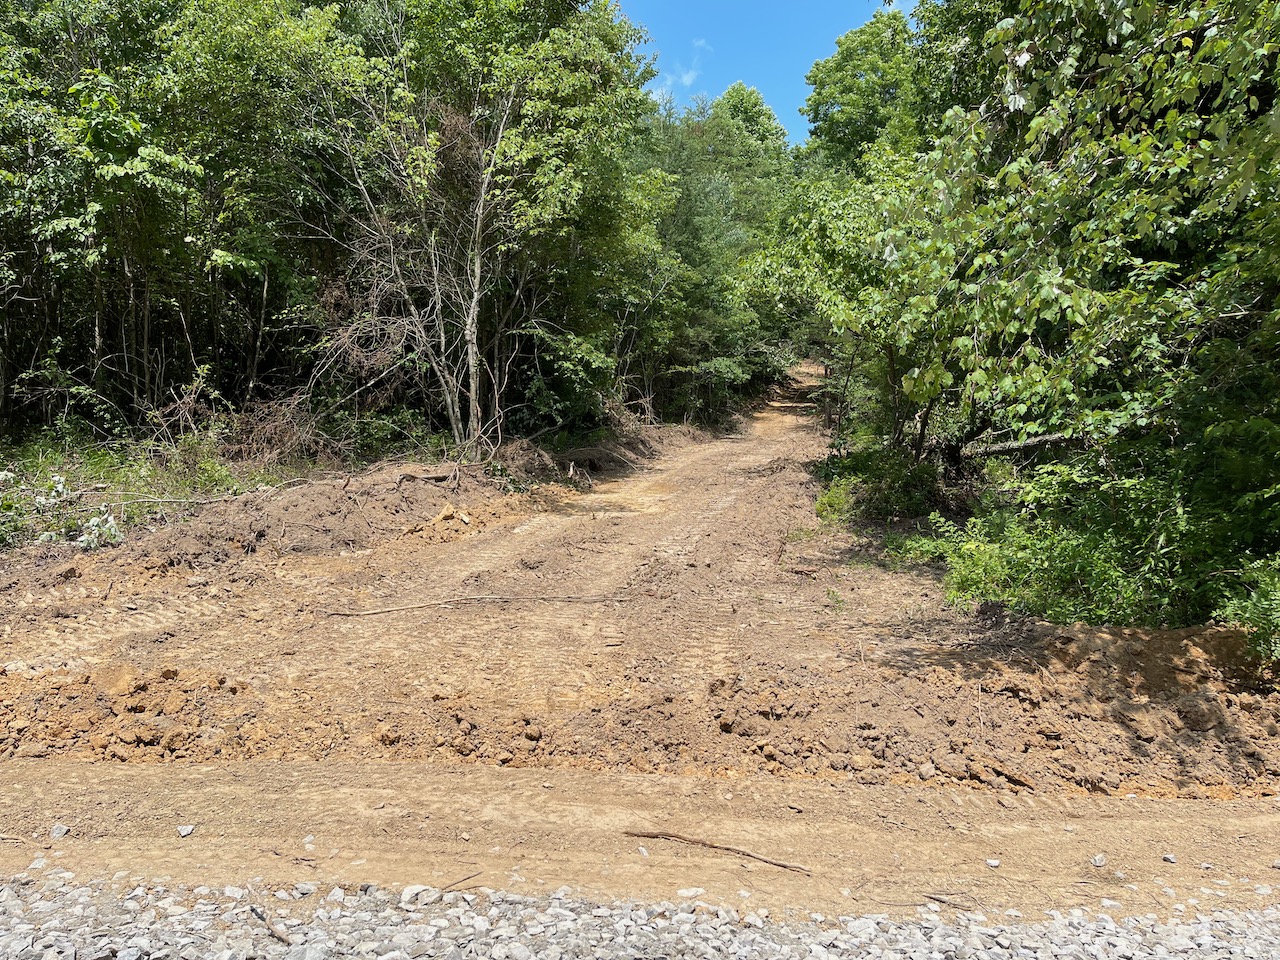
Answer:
[177, 825, 195, 838]
[49, 824, 71, 840]
[294, 882, 317, 897]
[986, 859, 1001, 869]
[917, 761, 936, 780]
[224, 886, 245, 900]
[1164, 854, 1178, 863]
[1091, 854, 1107, 868]
[932, 751, 967, 778]
[677, 887, 705, 899]
[400, 885, 431, 907]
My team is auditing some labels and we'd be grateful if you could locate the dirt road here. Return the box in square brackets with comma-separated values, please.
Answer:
[2, 384, 1279, 921]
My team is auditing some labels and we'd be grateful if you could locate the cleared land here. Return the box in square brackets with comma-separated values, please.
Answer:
[2, 384, 1278, 921]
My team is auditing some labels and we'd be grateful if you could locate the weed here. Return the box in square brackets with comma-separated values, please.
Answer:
[815, 443, 941, 523]
[0, 415, 300, 550]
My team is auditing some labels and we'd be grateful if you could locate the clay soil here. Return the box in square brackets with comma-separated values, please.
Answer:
[2, 380, 1279, 921]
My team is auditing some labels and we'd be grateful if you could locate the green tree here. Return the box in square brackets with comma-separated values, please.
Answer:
[802, 10, 919, 170]
[804, 0, 1280, 643]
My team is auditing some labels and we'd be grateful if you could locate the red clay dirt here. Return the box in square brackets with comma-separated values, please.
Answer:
[2, 380, 1279, 920]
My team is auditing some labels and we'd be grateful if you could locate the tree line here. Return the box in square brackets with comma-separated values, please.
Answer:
[764, 0, 1279, 652]
[3, 0, 1278, 650]
[0, 0, 791, 448]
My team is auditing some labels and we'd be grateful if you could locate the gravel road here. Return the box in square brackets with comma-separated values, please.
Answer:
[4, 858, 1278, 960]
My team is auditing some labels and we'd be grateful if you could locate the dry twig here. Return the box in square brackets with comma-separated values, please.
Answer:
[249, 905, 292, 945]
[327, 595, 627, 617]
[624, 830, 811, 875]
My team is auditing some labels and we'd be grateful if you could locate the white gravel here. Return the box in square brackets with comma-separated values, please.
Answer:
[3, 858, 1278, 959]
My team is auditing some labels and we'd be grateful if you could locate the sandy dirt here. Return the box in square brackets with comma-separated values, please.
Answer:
[2, 380, 1279, 922]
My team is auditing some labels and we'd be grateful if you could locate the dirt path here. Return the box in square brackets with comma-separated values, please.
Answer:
[2, 384, 1279, 920]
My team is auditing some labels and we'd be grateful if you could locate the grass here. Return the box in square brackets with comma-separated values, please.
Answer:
[0, 423, 300, 550]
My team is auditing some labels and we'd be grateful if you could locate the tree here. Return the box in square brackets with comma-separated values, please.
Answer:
[802, 10, 919, 170]
[301, 0, 653, 446]
[799, 0, 1280, 638]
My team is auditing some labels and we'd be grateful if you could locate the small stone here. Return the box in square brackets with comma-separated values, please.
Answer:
[224, 886, 245, 900]
[1272, 860, 1280, 871]
[917, 761, 936, 780]
[326, 887, 345, 902]
[677, 887, 705, 898]
[1201, 862, 1213, 870]
[294, 882, 316, 897]
[986, 859, 1001, 869]
[177, 825, 195, 838]
[1091, 854, 1107, 868]
[49, 824, 71, 840]
[1100, 898, 1121, 909]
[400, 885, 430, 907]
[1163, 854, 1178, 863]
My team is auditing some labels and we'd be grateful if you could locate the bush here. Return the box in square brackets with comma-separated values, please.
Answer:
[815, 443, 940, 523]
[1216, 560, 1280, 663]
[899, 455, 1280, 663]
[0, 415, 294, 550]
[924, 511, 1162, 626]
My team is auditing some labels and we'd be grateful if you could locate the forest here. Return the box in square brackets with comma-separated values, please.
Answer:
[1, 0, 1278, 655]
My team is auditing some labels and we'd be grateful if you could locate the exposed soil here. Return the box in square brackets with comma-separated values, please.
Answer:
[2, 376, 1279, 919]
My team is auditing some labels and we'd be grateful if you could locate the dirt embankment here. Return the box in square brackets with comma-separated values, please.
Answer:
[1, 383, 1276, 801]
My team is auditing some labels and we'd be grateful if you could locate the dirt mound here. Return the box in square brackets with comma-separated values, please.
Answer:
[4, 606, 1276, 800]
[1, 390, 1277, 801]
[139, 463, 507, 568]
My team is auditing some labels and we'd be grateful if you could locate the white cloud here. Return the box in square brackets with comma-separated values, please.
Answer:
[692, 38, 713, 52]
[679, 65, 700, 87]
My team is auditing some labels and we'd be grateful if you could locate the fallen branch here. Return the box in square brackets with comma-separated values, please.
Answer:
[961, 431, 1072, 460]
[923, 892, 978, 909]
[249, 904, 292, 945]
[398, 465, 460, 485]
[69, 494, 238, 514]
[441, 870, 483, 892]
[624, 830, 811, 875]
[327, 594, 628, 617]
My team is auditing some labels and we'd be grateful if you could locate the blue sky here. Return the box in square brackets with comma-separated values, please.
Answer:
[618, 1, 898, 144]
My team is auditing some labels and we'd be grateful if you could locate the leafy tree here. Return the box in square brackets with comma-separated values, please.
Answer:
[802, 10, 919, 170]
[791, 0, 1280, 647]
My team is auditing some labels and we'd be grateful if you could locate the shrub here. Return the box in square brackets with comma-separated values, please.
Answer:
[901, 455, 1280, 663]
[815, 443, 941, 523]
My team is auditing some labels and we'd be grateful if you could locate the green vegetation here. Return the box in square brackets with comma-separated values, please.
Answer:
[0, 0, 795, 546]
[768, 0, 1280, 657]
[0, 0, 789, 446]
[2, 0, 1277, 658]
[0, 420, 286, 548]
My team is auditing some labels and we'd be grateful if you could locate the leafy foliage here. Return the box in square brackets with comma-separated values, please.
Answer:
[778, 0, 1280, 657]
[0, 0, 791, 454]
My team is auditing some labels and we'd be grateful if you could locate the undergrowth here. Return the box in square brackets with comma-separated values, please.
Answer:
[885, 465, 1280, 664]
[814, 431, 1280, 663]
[814, 442, 942, 523]
[0, 417, 294, 551]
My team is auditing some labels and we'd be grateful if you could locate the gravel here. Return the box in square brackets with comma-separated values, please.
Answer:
[3, 858, 1279, 960]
